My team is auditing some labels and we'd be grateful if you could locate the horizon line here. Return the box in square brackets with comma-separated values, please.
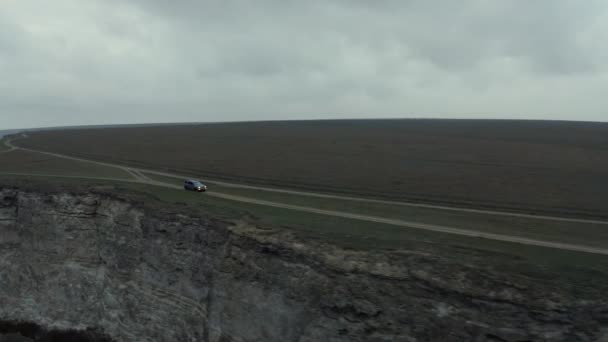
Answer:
[3, 117, 608, 132]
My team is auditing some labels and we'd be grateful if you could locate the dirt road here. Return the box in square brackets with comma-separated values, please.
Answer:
[4, 137, 608, 255]
[0, 139, 16, 154]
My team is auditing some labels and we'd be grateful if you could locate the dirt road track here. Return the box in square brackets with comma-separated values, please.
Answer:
[0, 140, 16, 153]
[3, 137, 608, 255]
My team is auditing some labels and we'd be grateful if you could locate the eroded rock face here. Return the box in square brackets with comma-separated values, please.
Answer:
[0, 189, 607, 341]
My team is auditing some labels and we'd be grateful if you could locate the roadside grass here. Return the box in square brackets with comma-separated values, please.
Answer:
[3, 174, 608, 295]
[0, 150, 133, 180]
[143, 172, 608, 249]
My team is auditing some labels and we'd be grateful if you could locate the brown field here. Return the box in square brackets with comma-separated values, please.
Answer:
[17, 119, 608, 218]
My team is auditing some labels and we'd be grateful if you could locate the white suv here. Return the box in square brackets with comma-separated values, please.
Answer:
[184, 180, 207, 192]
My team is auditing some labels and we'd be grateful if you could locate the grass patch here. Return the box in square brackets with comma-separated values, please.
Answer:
[144, 172, 608, 249]
[0, 150, 133, 179]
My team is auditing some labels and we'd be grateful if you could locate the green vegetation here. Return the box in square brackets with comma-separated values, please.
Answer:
[144, 172, 608, 249]
[2, 146, 607, 254]
[0, 150, 133, 180]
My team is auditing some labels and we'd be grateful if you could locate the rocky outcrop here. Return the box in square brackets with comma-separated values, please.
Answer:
[0, 189, 607, 341]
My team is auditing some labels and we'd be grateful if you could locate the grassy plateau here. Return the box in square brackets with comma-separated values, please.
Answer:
[3, 119, 608, 289]
[16, 119, 608, 219]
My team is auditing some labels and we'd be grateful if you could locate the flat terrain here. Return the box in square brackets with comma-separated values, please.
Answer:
[2, 137, 608, 255]
[4, 139, 608, 295]
[4, 121, 608, 257]
[18, 119, 608, 218]
[0, 149, 132, 179]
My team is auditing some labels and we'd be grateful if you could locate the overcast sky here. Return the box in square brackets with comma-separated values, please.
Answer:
[1, 0, 607, 129]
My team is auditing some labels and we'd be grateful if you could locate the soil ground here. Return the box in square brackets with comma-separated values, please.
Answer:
[17, 119, 608, 218]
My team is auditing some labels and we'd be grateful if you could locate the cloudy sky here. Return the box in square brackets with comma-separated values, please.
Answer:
[1, 0, 607, 129]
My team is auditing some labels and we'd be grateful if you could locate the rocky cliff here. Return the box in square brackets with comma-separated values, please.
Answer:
[0, 188, 607, 341]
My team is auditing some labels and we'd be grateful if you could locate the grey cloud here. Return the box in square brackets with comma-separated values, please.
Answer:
[132, 0, 606, 73]
[1, 0, 607, 129]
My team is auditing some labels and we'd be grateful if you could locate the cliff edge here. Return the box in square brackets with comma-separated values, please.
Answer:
[0, 188, 607, 341]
